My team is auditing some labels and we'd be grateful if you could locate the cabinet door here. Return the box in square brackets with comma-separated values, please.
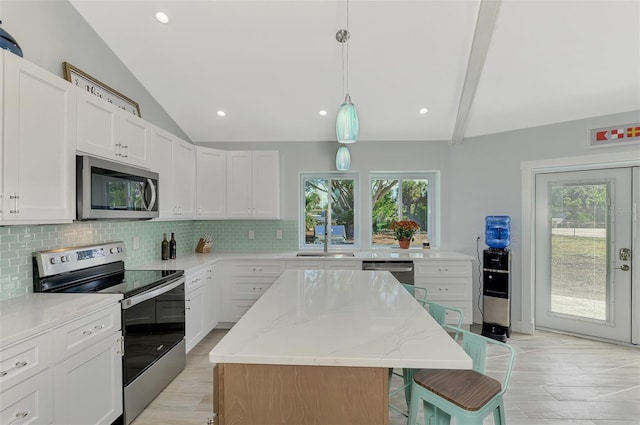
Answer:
[226, 151, 253, 218]
[185, 284, 205, 353]
[251, 151, 280, 218]
[53, 333, 123, 425]
[150, 127, 175, 219]
[119, 110, 150, 168]
[173, 139, 196, 219]
[2, 53, 76, 224]
[196, 147, 227, 218]
[204, 266, 218, 332]
[76, 87, 119, 160]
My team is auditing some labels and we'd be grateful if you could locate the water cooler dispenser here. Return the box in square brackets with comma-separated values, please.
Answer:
[482, 216, 512, 342]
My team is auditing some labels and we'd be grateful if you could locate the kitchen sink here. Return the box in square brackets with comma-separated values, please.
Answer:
[296, 252, 355, 258]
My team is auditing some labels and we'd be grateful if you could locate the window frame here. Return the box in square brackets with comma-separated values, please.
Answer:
[299, 172, 360, 250]
[368, 172, 439, 249]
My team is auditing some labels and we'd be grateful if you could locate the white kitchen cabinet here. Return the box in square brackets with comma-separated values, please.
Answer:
[196, 146, 226, 219]
[219, 261, 285, 323]
[203, 265, 218, 332]
[52, 303, 123, 425]
[76, 87, 150, 169]
[1, 51, 76, 224]
[0, 369, 53, 425]
[150, 128, 195, 220]
[0, 301, 123, 425]
[226, 151, 280, 219]
[52, 333, 123, 425]
[185, 269, 206, 353]
[414, 259, 473, 325]
[172, 138, 196, 219]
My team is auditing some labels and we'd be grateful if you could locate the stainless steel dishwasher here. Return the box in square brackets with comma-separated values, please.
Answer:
[362, 261, 414, 285]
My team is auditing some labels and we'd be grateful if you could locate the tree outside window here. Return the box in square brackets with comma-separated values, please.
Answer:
[371, 176, 430, 247]
[302, 175, 357, 248]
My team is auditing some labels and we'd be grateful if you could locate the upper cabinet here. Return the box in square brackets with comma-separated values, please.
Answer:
[1, 51, 76, 225]
[76, 88, 150, 169]
[196, 146, 226, 219]
[150, 127, 195, 220]
[226, 151, 280, 219]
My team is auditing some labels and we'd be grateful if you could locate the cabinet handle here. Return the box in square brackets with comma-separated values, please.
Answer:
[94, 324, 105, 330]
[7, 410, 30, 425]
[0, 360, 29, 377]
[116, 336, 125, 356]
[9, 194, 19, 214]
[83, 330, 93, 336]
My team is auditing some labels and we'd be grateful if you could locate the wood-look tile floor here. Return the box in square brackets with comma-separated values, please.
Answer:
[131, 328, 640, 425]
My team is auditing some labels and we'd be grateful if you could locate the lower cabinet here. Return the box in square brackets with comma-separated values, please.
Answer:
[218, 261, 285, 324]
[185, 265, 218, 353]
[0, 369, 53, 425]
[53, 334, 123, 425]
[0, 302, 123, 425]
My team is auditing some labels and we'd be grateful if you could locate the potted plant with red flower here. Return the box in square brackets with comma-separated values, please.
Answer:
[390, 220, 420, 249]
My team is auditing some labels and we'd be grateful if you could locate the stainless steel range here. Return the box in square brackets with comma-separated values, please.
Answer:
[33, 241, 186, 425]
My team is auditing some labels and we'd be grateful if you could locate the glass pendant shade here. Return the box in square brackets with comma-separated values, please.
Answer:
[336, 145, 351, 171]
[335, 94, 359, 144]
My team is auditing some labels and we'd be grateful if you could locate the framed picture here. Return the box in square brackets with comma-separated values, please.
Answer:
[63, 62, 141, 117]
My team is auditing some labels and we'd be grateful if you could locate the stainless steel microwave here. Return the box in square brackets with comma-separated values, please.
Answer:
[76, 155, 159, 220]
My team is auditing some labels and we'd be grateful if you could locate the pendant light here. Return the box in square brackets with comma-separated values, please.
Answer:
[336, 145, 351, 171]
[335, 0, 359, 144]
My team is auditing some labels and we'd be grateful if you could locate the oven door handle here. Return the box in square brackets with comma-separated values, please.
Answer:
[122, 276, 185, 309]
[363, 266, 414, 272]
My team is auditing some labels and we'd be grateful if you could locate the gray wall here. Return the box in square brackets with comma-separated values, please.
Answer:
[0, 0, 189, 140]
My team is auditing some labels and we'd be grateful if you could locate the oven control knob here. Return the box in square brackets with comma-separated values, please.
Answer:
[50, 257, 58, 264]
[110, 248, 116, 254]
[60, 255, 70, 263]
[117, 247, 123, 253]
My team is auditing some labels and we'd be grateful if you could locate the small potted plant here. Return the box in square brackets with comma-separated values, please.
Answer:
[390, 220, 420, 249]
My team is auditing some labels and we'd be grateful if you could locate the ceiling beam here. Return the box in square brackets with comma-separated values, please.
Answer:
[450, 0, 502, 145]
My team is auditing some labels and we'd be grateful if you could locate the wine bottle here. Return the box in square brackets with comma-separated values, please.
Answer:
[161, 233, 169, 260]
[169, 232, 177, 259]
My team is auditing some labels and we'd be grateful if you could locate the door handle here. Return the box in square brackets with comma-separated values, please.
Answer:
[615, 265, 630, 271]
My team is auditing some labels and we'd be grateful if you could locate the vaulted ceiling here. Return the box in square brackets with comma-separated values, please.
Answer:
[69, 0, 640, 143]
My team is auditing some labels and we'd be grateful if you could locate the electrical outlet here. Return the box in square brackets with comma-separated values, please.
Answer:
[248, 230, 255, 240]
[133, 237, 140, 250]
[276, 229, 283, 240]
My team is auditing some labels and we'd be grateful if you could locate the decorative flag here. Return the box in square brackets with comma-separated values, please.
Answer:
[590, 122, 640, 147]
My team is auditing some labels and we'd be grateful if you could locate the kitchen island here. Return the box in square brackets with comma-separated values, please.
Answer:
[209, 269, 472, 425]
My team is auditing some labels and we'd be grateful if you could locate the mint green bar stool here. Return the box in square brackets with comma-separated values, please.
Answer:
[389, 284, 430, 415]
[423, 301, 464, 340]
[408, 325, 516, 425]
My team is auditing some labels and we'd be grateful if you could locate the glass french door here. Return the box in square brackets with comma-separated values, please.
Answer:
[535, 167, 635, 343]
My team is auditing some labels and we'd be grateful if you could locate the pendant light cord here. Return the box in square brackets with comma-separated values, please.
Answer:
[345, 0, 350, 96]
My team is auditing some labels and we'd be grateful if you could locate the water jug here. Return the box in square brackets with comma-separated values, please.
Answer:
[485, 216, 510, 249]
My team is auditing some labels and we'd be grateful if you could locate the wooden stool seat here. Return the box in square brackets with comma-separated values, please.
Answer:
[413, 369, 502, 412]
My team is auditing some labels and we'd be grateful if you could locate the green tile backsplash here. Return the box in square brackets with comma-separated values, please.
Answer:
[0, 220, 297, 300]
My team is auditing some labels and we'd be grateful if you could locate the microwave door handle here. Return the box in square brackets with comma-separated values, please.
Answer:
[143, 179, 157, 211]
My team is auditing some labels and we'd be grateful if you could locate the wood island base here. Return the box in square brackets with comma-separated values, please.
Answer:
[213, 363, 389, 425]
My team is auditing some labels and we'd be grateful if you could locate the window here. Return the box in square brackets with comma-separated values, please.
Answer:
[370, 173, 436, 248]
[300, 174, 359, 249]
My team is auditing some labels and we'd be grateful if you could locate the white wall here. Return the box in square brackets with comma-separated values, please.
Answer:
[449, 110, 640, 329]
[0, 0, 189, 140]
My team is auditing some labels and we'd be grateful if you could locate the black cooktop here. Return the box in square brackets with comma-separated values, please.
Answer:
[54, 268, 184, 298]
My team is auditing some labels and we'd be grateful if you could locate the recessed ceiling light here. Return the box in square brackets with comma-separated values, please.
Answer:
[319, 110, 327, 116]
[216, 110, 226, 117]
[155, 11, 170, 24]
[419, 108, 429, 115]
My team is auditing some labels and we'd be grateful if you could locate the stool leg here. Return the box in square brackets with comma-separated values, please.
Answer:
[403, 368, 415, 406]
[432, 406, 451, 425]
[407, 383, 420, 425]
[493, 399, 506, 425]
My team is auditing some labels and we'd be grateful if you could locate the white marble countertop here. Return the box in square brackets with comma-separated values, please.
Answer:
[0, 293, 123, 349]
[209, 269, 472, 369]
[132, 250, 473, 274]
